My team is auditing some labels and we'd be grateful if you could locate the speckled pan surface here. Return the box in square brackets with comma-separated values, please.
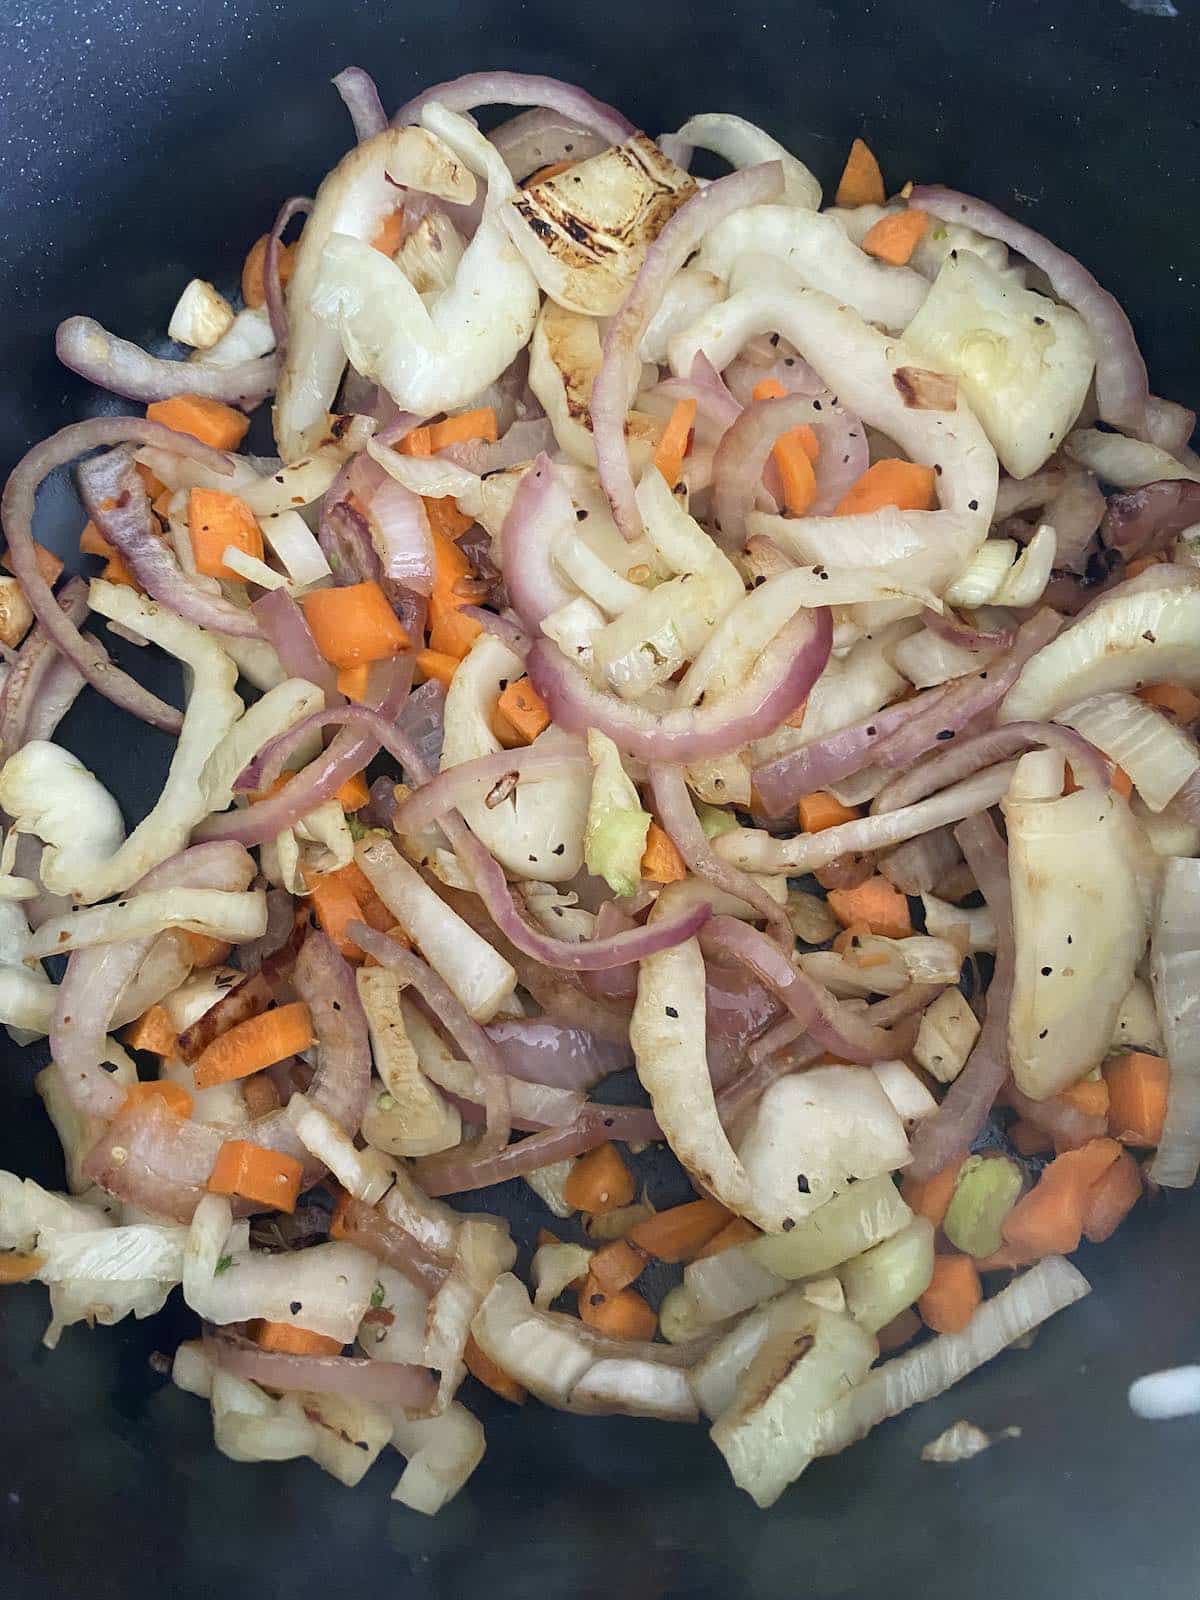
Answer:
[1, 2, 1199, 1596]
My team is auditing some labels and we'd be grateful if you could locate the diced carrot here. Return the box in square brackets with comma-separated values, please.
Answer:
[652, 398, 697, 490]
[692, 1216, 761, 1259]
[308, 873, 369, 962]
[1056, 1076, 1110, 1119]
[401, 409, 498, 457]
[123, 1004, 179, 1057]
[136, 462, 167, 500]
[1104, 1050, 1168, 1146]
[798, 791, 861, 833]
[640, 820, 687, 885]
[862, 209, 930, 266]
[251, 1320, 343, 1356]
[193, 1002, 315, 1089]
[562, 1143, 635, 1215]
[750, 378, 820, 514]
[415, 648, 460, 689]
[1001, 1137, 1122, 1262]
[836, 459, 937, 517]
[1137, 682, 1200, 723]
[428, 605, 482, 660]
[0, 1252, 44, 1284]
[242, 234, 297, 309]
[335, 772, 369, 812]
[524, 160, 575, 186]
[835, 138, 886, 208]
[423, 496, 475, 542]
[328, 1186, 353, 1240]
[1010, 1118, 1054, 1157]
[901, 1156, 965, 1229]
[1082, 1149, 1142, 1245]
[751, 381, 820, 460]
[152, 490, 175, 522]
[122, 1080, 193, 1119]
[918, 1254, 982, 1334]
[495, 677, 550, 744]
[208, 1139, 305, 1212]
[784, 700, 808, 731]
[187, 487, 264, 580]
[80, 520, 115, 558]
[577, 1275, 657, 1341]
[371, 207, 406, 257]
[588, 1237, 648, 1294]
[1124, 555, 1166, 580]
[301, 581, 410, 669]
[182, 931, 231, 968]
[3, 541, 63, 586]
[826, 874, 912, 939]
[146, 395, 250, 451]
[336, 664, 372, 702]
[629, 1198, 729, 1263]
[876, 1307, 922, 1353]
[831, 920, 870, 957]
[102, 553, 142, 590]
[464, 1333, 527, 1404]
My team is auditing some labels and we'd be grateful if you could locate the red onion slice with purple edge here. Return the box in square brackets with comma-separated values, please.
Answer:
[909, 186, 1150, 441]
[56, 316, 278, 409]
[391, 71, 633, 146]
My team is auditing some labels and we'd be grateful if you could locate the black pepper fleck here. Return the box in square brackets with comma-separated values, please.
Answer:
[290, 1301, 302, 1315]
[665, 1005, 679, 1018]
[796, 1174, 810, 1194]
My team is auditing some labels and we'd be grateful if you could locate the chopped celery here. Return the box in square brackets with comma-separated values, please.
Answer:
[839, 1217, 935, 1333]
[583, 729, 650, 898]
[749, 1175, 912, 1279]
[942, 1154, 1024, 1258]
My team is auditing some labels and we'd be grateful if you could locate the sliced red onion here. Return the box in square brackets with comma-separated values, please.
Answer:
[251, 587, 342, 701]
[909, 187, 1150, 440]
[206, 1326, 436, 1409]
[0, 576, 88, 752]
[332, 65, 388, 143]
[319, 461, 384, 587]
[528, 604, 830, 765]
[488, 105, 610, 181]
[52, 841, 256, 1118]
[1101, 479, 1200, 560]
[264, 195, 312, 350]
[373, 409, 429, 449]
[871, 721, 1108, 814]
[1146, 395, 1198, 457]
[350, 453, 434, 595]
[649, 352, 743, 449]
[592, 163, 785, 539]
[701, 916, 900, 1065]
[392, 71, 633, 145]
[198, 662, 409, 845]
[719, 984, 938, 1127]
[78, 447, 261, 638]
[712, 393, 831, 551]
[1005, 1081, 1106, 1150]
[921, 607, 1015, 653]
[56, 316, 278, 408]
[415, 1101, 661, 1197]
[238, 887, 299, 975]
[346, 923, 512, 1159]
[394, 740, 591, 835]
[396, 677, 446, 774]
[723, 349, 822, 407]
[441, 416, 557, 475]
[753, 611, 1059, 816]
[1043, 470, 1107, 574]
[1, 419, 237, 733]
[22, 643, 86, 744]
[648, 764, 792, 945]
[878, 827, 963, 897]
[907, 814, 1014, 1179]
[85, 927, 371, 1217]
[328, 1193, 448, 1295]
[500, 453, 576, 631]
[484, 1018, 632, 1090]
[460, 606, 531, 655]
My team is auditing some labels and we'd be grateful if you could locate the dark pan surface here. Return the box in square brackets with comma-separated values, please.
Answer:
[2, 2, 1200, 1596]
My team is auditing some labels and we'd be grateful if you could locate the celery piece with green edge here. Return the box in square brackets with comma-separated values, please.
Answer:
[584, 729, 650, 897]
[942, 1154, 1024, 1259]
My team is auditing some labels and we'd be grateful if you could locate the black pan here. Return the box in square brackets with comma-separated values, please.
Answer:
[2, 2, 1200, 1596]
